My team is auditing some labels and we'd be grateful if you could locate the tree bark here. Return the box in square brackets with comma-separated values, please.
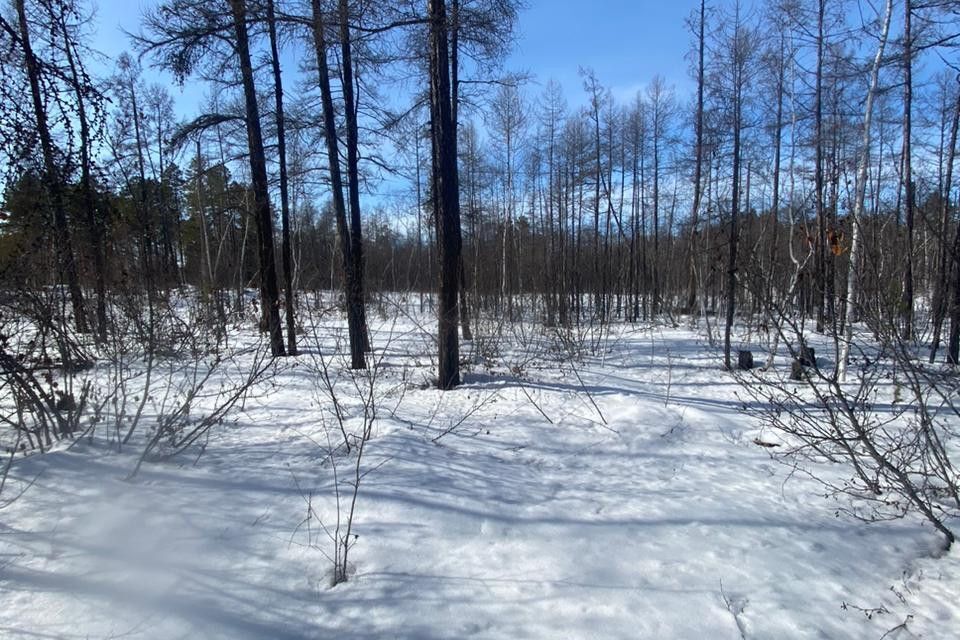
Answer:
[429, 0, 462, 389]
[930, 81, 960, 363]
[815, 0, 827, 333]
[338, 0, 371, 354]
[266, 0, 298, 355]
[450, 0, 472, 341]
[724, 81, 742, 371]
[310, 0, 365, 368]
[686, 0, 706, 314]
[228, 0, 285, 357]
[60, 14, 107, 342]
[900, 0, 915, 340]
[15, 0, 87, 335]
[839, 0, 893, 380]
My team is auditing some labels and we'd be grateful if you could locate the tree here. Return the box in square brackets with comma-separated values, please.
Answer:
[686, 0, 707, 314]
[488, 81, 527, 319]
[838, 0, 894, 379]
[930, 77, 960, 363]
[814, 0, 828, 333]
[2, 0, 88, 334]
[536, 79, 567, 327]
[266, 0, 298, 355]
[626, 91, 648, 322]
[139, 0, 286, 356]
[713, 2, 756, 370]
[646, 75, 674, 318]
[309, 0, 367, 369]
[228, 0, 285, 356]
[54, 5, 109, 342]
[429, 0, 462, 390]
[900, 0, 916, 339]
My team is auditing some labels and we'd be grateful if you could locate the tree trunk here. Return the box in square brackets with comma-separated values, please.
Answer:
[60, 15, 107, 342]
[16, 0, 87, 335]
[815, 0, 827, 333]
[228, 0, 285, 357]
[310, 0, 365, 368]
[723, 11, 744, 371]
[724, 99, 741, 371]
[930, 81, 960, 363]
[429, 0, 462, 389]
[768, 32, 785, 318]
[266, 0, 298, 355]
[900, 0, 915, 340]
[686, 0, 706, 314]
[450, 0, 472, 340]
[338, 0, 371, 354]
[839, 0, 893, 380]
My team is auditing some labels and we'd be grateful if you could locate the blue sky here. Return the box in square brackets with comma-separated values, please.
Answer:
[87, 0, 703, 117]
[505, 0, 700, 105]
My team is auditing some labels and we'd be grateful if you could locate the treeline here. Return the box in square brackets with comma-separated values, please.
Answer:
[2, 0, 960, 384]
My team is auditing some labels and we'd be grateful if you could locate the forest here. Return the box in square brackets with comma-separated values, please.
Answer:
[2, 0, 960, 637]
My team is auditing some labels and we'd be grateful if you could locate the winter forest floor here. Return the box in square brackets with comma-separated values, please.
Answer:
[1, 301, 958, 639]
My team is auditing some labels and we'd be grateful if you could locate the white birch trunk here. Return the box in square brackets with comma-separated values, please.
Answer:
[839, 0, 894, 381]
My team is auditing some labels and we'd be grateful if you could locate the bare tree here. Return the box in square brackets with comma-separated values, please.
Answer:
[138, 0, 286, 356]
[308, 0, 367, 369]
[2, 0, 88, 335]
[429, 0, 463, 389]
[900, 0, 916, 339]
[228, 0, 286, 356]
[713, 2, 756, 369]
[265, 0, 298, 355]
[838, 0, 894, 380]
[686, 0, 707, 314]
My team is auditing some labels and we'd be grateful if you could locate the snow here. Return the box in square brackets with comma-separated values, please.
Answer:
[1, 308, 957, 639]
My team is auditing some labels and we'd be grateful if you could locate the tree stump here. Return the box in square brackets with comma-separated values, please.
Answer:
[737, 350, 754, 370]
[799, 345, 816, 367]
[790, 359, 805, 381]
[56, 393, 77, 412]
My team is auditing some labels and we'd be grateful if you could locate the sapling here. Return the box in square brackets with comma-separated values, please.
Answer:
[299, 310, 395, 585]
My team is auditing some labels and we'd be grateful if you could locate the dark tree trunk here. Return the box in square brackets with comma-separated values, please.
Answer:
[930, 82, 960, 363]
[900, 0, 915, 339]
[128, 73, 156, 298]
[60, 15, 107, 342]
[338, 0, 371, 354]
[228, 0, 285, 357]
[429, 0, 462, 389]
[724, 21, 744, 371]
[450, 0, 472, 341]
[949, 222, 960, 364]
[764, 31, 785, 320]
[590, 85, 602, 321]
[815, 0, 827, 333]
[652, 111, 661, 317]
[16, 0, 87, 335]
[686, 0, 706, 314]
[266, 0, 298, 355]
[310, 0, 365, 369]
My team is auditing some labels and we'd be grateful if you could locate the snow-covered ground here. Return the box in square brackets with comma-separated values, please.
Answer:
[1, 307, 957, 639]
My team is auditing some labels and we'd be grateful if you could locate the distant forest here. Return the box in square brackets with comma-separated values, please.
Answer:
[3, 0, 960, 382]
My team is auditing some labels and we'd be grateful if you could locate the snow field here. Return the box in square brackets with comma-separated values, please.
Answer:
[0, 313, 957, 638]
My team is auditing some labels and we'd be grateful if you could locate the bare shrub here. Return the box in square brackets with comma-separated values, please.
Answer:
[738, 310, 959, 547]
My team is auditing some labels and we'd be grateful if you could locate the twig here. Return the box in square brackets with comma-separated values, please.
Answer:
[719, 580, 748, 640]
[879, 616, 913, 640]
[570, 361, 610, 428]
[517, 378, 554, 425]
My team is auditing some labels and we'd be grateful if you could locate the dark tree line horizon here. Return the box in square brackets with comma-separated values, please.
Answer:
[3, 0, 960, 386]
